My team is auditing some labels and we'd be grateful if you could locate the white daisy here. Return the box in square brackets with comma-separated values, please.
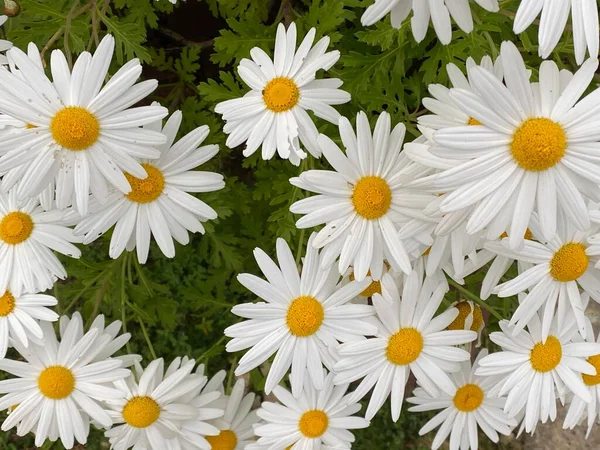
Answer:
[105, 358, 224, 450]
[0, 15, 12, 65]
[361, 0, 499, 45]
[214, 22, 349, 165]
[333, 267, 477, 421]
[290, 111, 436, 281]
[413, 41, 600, 249]
[74, 110, 224, 263]
[0, 289, 58, 358]
[0, 189, 81, 296]
[225, 233, 377, 398]
[0, 34, 168, 215]
[407, 350, 516, 450]
[487, 221, 600, 340]
[514, 0, 599, 64]
[249, 371, 369, 450]
[0, 316, 132, 449]
[475, 313, 600, 433]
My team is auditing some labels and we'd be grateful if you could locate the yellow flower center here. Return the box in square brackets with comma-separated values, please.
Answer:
[38, 366, 75, 400]
[352, 176, 392, 220]
[349, 266, 388, 297]
[549, 243, 588, 282]
[447, 301, 483, 332]
[206, 430, 238, 450]
[0, 211, 34, 245]
[0, 291, 16, 317]
[299, 410, 328, 438]
[262, 77, 300, 112]
[386, 328, 423, 365]
[286, 296, 324, 337]
[453, 384, 484, 412]
[122, 396, 161, 428]
[467, 118, 482, 126]
[510, 118, 567, 171]
[125, 164, 165, 204]
[50, 106, 100, 151]
[530, 336, 562, 372]
[583, 354, 600, 386]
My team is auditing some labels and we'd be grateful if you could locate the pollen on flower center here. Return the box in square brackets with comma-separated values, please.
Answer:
[0, 291, 16, 316]
[453, 384, 484, 412]
[286, 296, 324, 337]
[206, 429, 238, 450]
[510, 118, 567, 171]
[299, 410, 329, 438]
[352, 176, 392, 220]
[50, 106, 100, 151]
[386, 328, 424, 365]
[447, 301, 483, 332]
[122, 396, 161, 428]
[0, 211, 34, 245]
[549, 243, 588, 282]
[125, 164, 165, 204]
[38, 366, 75, 399]
[583, 354, 600, 386]
[262, 77, 300, 112]
[530, 336, 562, 372]
[349, 266, 388, 297]
[467, 117, 482, 126]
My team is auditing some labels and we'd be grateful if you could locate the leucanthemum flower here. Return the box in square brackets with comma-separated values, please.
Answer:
[74, 110, 224, 263]
[0, 190, 82, 296]
[0, 316, 132, 449]
[105, 358, 224, 450]
[333, 267, 477, 421]
[290, 111, 436, 281]
[0, 290, 58, 358]
[514, 0, 599, 64]
[475, 313, 600, 433]
[407, 350, 516, 450]
[248, 371, 369, 450]
[225, 234, 377, 398]
[215, 22, 349, 165]
[361, 0, 499, 45]
[0, 34, 168, 215]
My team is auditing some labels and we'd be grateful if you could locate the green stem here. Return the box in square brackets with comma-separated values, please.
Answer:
[225, 355, 238, 395]
[121, 253, 133, 355]
[448, 278, 503, 321]
[138, 318, 157, 360]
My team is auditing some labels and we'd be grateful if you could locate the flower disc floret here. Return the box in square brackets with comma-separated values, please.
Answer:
[530, 336, 562, 373]
[386, 328, 423, 365]
[0, 291, 15, 316]
[0, 211, 34, 244]
[122, 396, 161, 428]
[38, 366, 75, 400]
[351, 176, 392, 220]
[206, 430, 238, 450]
[453, 384, 484, 412]
[262, 77, 300, 112]
[510, 118, 567, 171]
[286, 296, 324, 337]
[125, 164, 165, 204]
[50, 106, 100, 151]
[550, 243, 589, 282]
[299, 410, 328, 438]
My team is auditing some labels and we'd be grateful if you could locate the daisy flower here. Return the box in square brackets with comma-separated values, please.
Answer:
[0, 16, 12, 65]
[414, 41, 600, 249]
[361, 0, 499, 45]
[249, 371, 369, 450]
[445, 300, 484, 336]
[514, 0, 599, 64]
[214, 22, 350, 165]
[0, 189, 82, 296]
[0, 317, 132, 449]
[407, 350, 516, 450]
[487, 221, 600, 340]
[74, 110, 224, 263]
[105, 358, 224, 450]
[0, 289, 58, 358]
[475, 313, 600, 433]
[333, 268, 477, 421]
[290, 111, 436, 281]
[225, 234, 377, 398]
[0, 34, 168, 215]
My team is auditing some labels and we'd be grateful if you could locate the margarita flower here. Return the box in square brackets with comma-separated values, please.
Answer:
[414, 41, 600, 248]
[0, 34, 168, 215]
[514, 0, 599, 64]
[475, 313, 600, 433]
[105, 358, 223, 450]
[333, 269, 477, 421]
[0, 290, 58, 358]
[249, 371, 369, 450]
[0, 317, 132, 449]
[0, 190, 82, 296]
[407, 350, 516, 450]
[361, 0, 499, 45]
[225, 234, 377, 398]
[215, 22, 350, 165]
[74, 110, 224, 263]
[290, 111, 436, 281]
